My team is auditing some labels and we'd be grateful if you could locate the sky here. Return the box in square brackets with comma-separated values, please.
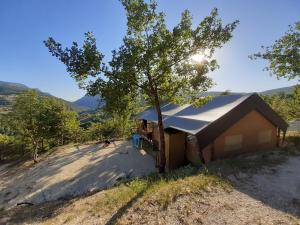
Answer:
[0, 0, 299, 101]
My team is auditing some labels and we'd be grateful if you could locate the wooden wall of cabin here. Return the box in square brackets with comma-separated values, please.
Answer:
[165, 131, 186, 171]
[199, 110, 278, 163]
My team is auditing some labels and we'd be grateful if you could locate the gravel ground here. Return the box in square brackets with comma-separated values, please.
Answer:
[119, 156, 300, 225]
[1, 146, 300, 225]
[0, 141, 156, 210]
[120, 188, 299, 225]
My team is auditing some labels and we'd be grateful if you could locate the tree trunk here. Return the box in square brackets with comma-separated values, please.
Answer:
[153, 93, 166, 173]
[41, 139, 44, 151]
[32, 141, 38, 163]
[0, 145, 3, 161]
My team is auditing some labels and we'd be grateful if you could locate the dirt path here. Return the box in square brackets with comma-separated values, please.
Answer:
[230, 156, 300, 217]
[119, 188, 299, 225]
[119, 155, 300, 225]
[0, 141, 156, 210]
[1, 148, 299, 224]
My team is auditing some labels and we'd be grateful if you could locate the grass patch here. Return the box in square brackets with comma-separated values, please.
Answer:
[93, 166, 230, 215]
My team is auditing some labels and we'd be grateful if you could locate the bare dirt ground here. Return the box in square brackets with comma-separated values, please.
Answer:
[0, 141, 156, 210]
[0, 145, 300, 225]
[120, 155, 300, 225]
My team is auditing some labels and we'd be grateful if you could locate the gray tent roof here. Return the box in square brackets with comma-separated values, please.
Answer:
[139, 94, 252, 135]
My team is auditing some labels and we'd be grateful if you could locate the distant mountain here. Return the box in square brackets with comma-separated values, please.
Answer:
[72, 85, 297, 111]
[0, 81, 30, 95]
[73, 95, 104, 110]
[201, 91, 246, 97]
[202, 85, 296, 97]
[1, 80, 296, 113]
[260, 85, 295, 96]
[0, 81, 82, 111]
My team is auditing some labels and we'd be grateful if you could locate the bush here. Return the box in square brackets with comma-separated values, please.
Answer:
[87, 120, 123, 141]
[100, 120, 123, 139]
[0, 134, 26, 160]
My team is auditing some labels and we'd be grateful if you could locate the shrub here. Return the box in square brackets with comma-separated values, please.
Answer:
[0, 134, 26, 160]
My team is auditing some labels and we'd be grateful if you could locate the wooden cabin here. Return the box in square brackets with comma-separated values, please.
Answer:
[139, 93, 288, 171]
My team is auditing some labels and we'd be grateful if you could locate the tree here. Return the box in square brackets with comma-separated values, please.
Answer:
[8, 90, 79, 162]
[261, 88, 300, 121]
[220, 89, 231, 96]
[290, 85, 300, 119]
[261, 93, 291, 121]
[45, 0, 238, 172]
[8, 91, 44, 162]
[251, 21, 300, 81]
[97, 80, 139, 137]
[39, 97, 80, 145]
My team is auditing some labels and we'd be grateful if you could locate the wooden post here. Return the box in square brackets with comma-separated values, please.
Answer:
[282, 130, 286, 144]
[276, 128, 280, 147]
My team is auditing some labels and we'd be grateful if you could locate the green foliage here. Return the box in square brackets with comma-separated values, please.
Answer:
[0, 134, 13, 144]
[100, 119, 122, 139]
[261, 85, 300, 121]
[220, 89, 232, 96]
[87, 114, 134, 141]
[251, 21, 300, 80]
[0, 134, 25, 160]
[93, 165, 229, 214]
[44, 1, 239, 107]
[190, 96, 212, 107]
[4, 90, 80, 162]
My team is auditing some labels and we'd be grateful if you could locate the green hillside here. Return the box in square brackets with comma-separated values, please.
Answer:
[260, 85, 295, 96]
[73, 95, 104, 110]
[0, 81, 29, 95]
[0, 81, 83, 112]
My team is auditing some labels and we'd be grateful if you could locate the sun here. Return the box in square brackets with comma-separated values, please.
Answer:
[190, 53, 206, 63]
[190, 49, 210, 63]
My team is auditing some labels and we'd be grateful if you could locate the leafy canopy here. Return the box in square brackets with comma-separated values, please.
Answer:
[7, 90, 80, 161]
[45, 1, 239, 105]
[251, 22, 300, 81]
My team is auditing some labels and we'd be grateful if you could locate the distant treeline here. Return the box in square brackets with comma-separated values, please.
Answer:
[261, 85, 300, 121]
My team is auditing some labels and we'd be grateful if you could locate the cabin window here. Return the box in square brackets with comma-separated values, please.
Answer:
[258, 130, 272, 144]
[224, 135, 243, 151]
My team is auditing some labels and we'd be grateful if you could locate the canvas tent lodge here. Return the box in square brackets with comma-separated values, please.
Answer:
[138, 93, 288, 171]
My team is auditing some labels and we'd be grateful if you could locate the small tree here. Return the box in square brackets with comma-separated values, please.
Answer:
[290, 85, 300, 119]
[45, 0, 238, 172]
[220, 89, 232, 96]
[8, 91, 44, 162]
[8, 90, 80, 162]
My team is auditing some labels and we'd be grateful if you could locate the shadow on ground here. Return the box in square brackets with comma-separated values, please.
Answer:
[0, 140, 156, 224]
[209, 146, 300, 218]
[1, 144, 300, 224]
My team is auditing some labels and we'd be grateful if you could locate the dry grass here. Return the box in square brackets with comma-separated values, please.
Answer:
[92, 166, 230, 214]
[0, 166, 229, 225]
